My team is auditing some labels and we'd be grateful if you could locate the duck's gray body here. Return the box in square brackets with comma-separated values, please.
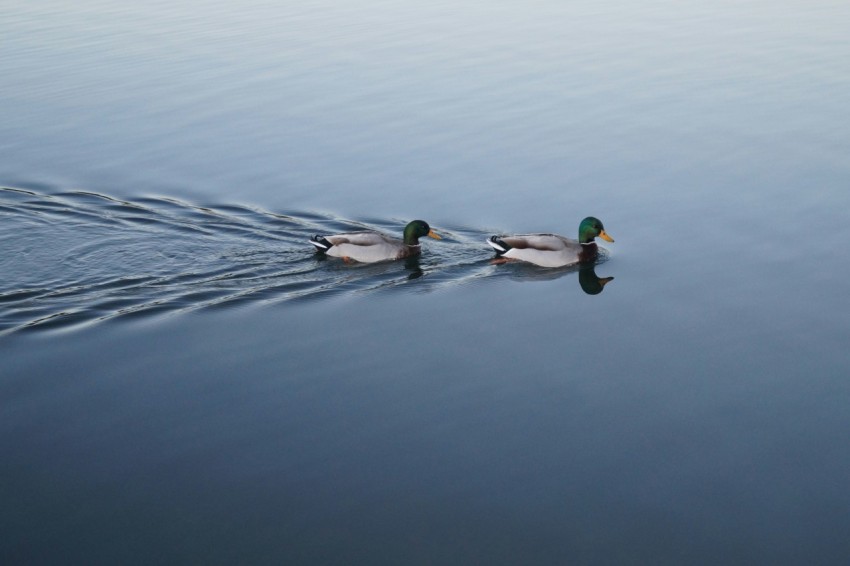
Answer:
[310, 220, 440, 263]
[310, 231, 420, 263]
[487, 234, 596, 267]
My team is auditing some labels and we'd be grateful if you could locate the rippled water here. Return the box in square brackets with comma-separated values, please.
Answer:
[1, 186, 612, 334]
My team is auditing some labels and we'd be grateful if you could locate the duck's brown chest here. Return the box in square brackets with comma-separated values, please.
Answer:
[578, 243, 598, 263]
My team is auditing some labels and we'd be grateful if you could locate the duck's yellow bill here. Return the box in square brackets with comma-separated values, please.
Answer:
[428, 230, 442, 240]
[599, 230, 614, 243]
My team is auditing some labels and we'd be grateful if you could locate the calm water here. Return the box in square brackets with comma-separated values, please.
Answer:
[2, 1, 850, 564]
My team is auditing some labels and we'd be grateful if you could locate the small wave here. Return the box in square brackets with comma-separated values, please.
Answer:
[0, 186, 613, 335]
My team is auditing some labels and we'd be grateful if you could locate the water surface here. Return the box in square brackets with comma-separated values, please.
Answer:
[2, 1, 850, 564]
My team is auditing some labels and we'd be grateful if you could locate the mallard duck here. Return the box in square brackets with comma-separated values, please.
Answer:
[487, 216, 614, 267]
[309, 219, 441, 263]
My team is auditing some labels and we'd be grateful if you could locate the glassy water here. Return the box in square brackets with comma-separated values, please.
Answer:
[2, 1, 849, 564]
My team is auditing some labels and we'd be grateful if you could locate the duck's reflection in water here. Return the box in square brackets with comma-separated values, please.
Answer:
[312, 248, 614, 296]
[404, 256, 424, 280]
[492, 261, 615, 295]
[578, 264, 614, 295]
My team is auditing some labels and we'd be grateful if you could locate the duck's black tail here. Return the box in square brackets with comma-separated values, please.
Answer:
[486, 236, 511, 255]
[309, 235, 333, 252]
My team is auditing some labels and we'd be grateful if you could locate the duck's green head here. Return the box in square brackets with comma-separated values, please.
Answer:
[403, 220, 441, 245]
[578, 217, 614, 244]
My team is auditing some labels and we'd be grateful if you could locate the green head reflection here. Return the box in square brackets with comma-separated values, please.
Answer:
[578, 264, 614, 295]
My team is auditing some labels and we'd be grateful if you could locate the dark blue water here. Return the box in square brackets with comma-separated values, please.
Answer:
[3, 1, 850, 564]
